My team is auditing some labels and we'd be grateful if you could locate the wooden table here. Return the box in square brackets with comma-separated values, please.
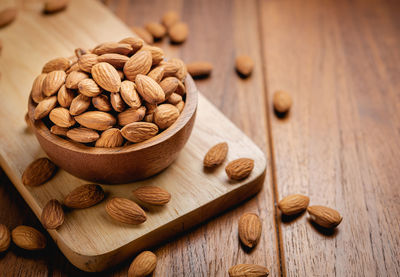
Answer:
[1, 0, 399, 275]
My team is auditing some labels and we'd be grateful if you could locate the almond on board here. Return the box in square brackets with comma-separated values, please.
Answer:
[22, 157, 57, 186]
[41, 199, 64, 229]
[225, 158, 254, 180]
[132, 186, 171, 206]
[203, 142, 228, 168]
[64, 184, 105, 209]
[106, 197, 147, 225]
[43, 0, 69, 13]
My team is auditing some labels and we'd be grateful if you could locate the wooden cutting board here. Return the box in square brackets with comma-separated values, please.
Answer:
[0, 0, 266, 272]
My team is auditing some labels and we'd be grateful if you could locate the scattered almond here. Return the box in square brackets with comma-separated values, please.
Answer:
[75, 111, 116, 131]
[228, 264, 269, 277]
[124, 50, 152, 81]
[41, 199, 64, 229]
[273, 90, 292, 114]
[169, 22, 189, 44]
[11, 226, 46, 250]
[66, 127, 99, 143]
[238, 213, 262, 248]
[278, 194, 310, 215]
[131, 26, 154, 45]
[0, 224, 10, 253]
[43, 70, 67, 96]
[187, 61, 212, 78]
[42, 57, 70, 73]
[135, 74, 165, 104]
[235, 55, 254, 77]
[132, 186, 171, 206]
[121, 122, 159, 143]
[128, 251, 157, 277]
[203, 142, 228, 168]
[225, 158, 254, 180]
[145, 22, 167, 39]
[22, 157, 57, 186]
[154, 104, 180, 129]
[106, 197, 147, 225]
[0, 7, 17, 28]
[95, 128, 124, 148]
[162, 11, 179, 28]
[91, 62, 121, 93]
[307, 205, 342, 228]
[43, 0, 69, 13]
[49, 107, 76, 127]
[64, 184, 105, 209]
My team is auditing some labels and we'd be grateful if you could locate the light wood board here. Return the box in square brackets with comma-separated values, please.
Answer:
[0, 0, 266, 272]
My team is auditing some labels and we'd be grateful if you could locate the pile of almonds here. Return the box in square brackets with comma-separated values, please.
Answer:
[30, 37, 187, 147]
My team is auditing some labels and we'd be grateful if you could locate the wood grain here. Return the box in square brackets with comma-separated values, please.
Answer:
[260, 0, 400, 276]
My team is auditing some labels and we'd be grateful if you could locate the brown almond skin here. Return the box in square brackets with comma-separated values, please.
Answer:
[43, 70, 67, 96]
[98, 53, 129, 69]
[66, 127, 99, 143]
[121, 122, 159, 143]
[93, 42, 133, 56]
[235, 55, 254, 77]
[159, 77, 179, 99]
[69, 94, 90, 116]
[118, 37, 144, 52]
[31, 73, 47, 103]
[140, 45, 164, 65]
[238, 213, 262, 248]
[78, 78, 101, 97]
[120, 80, 141, 109]
[147, 66, 165, 83]
[106, 197, 147, 225]
[167, 93, 182, 105]
[225, 158, 254, 180]
[95, 128, 124, 148]
[187, 61, 212, 78]
[34, 96, 58, 120]
[145, 22, 167, 39]
[162, 10, 179, 28]
[41, 199, 64, 229]
[65, 71, 89, 90]
[128, 251, 157, 277]
[228, 264, 269, 277]
[64, 184, 105, 209]
[78, 53, 98, 73]
[135, 74, 165, 104]
[118, 107, 146, 126]
[0, 224, 11, 253]
[131, 26, 154, 45]
[0, 7, 18, 28]
[57, 84, 75, 108]
[50, 125, 68, 136]
[91, 62, 121, 93]
[175, 101, 185, 113]
[22, 158, 57, 186]
[124, 50, 152, 81]
[92, 94, 112, 112]
[43, 0, 69, 13]
[11, 226, 46, 251]
[168, 58, 187, 80]
[203, 142, 228, 168]
[168, 22, 189, 44]
[49, 107, 76, 128]
[42, 57, 70, 73]
[154, 104, 180, 130]
[307, 205, 343, 228]
[273, 90, 292, 114]
[132, 186, 171, 206]
[278, 194, 310, 215]
[75, 111, 116, 131]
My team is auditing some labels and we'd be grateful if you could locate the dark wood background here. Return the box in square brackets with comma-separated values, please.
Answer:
[1, 0, 399, 276]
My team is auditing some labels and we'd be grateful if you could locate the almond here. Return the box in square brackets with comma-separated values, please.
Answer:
[225, 158, 254, 180]
[75, 111, 116, 131]
[120, 80, 141, 109]
[273, 90, 292, 114]
[175, 101, 185, 113]
[187, 61, 212, 78]
[128, 251, 157, 277]
[144, 114, 153, 123]
[159, 61, 179, 77]
[135, 74, 165, 104]
[118, 106, 146, 126]
[65, 71, 89, 89]
[31, 73, 47, 103]
[132, 26, 154, 45]
[145, 102, 157, 115]
[228, 264, 269, 277]
[278, 194, 310, 215]
[117, 70, 125, 80]
[124, 50, 152, 81]
[12, 226, 46, 251]
[69, 94, 90, 115]
[168, 22, 189, 44]
[43, 0, 69, 13]
[66, 62, 80, 73]
[307, 205, 342, 228]
[98, 53, 129, 69]
[203, 142, 228, 168]
[176, 79, 186, 96]
[49, 107, 76, 127]
[154, 104, 179, 129]
[0, 224, 11, 253]
[64, 184, 105, 209]
[147, 66, 165, 83]
[235, 55, 254, 77]
[167, 92, 182, 105]
[110, 92, 126, 112]
[238, 213, 262, 248]
[66, 127, 99, 143]
[78, 78, 101, 97]
[145, 22, 167, 39]
[78, 53, 98, 73]
[118, 37, 144, 52]
[167, 58, 187, 80]
[41, 199, 64, 229]
[132, 186, 171, 206]
[74, 48, 88, 58]
[140, 45, 164, 65]
[50, 125, 68, 136]
[162, 11, 179, 28]
[95, 128, 124, 148]
[106, 197, 147, 225]
[91, 62, 121, 93]
[92, 94, 112, 112]
[121, 122, 159, 143]
[43, 70, 67, 96]
[57, 84, 75, 107]
[93, 42, 133, 56]
[160, 77, 179, 99]
[42, 57, 70, 73]
[0, 7, 17, 28]
[34, 96, 58, 120]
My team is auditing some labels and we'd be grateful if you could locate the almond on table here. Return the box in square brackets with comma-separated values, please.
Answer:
[203, 142, 228, 168]
[235, 55, 254, 77]
[238, 213, 262, 248]
[128, 251, 157, 277]
[273, 90, 292, 114]
[186, 61, 213, 78]
[41, 199, 64, 229]
[11, 226, 46, 251]
[228, 264, 269, 277]
[307, 205, 343, 228]
[278, 194, 310, 215]
[0, 224, 11, 253]
[22, 157, 57, 186]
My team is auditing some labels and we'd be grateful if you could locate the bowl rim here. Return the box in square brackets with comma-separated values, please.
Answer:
[28, 75, 198, 155]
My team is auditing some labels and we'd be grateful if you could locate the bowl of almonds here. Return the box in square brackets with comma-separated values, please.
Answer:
[27, 37, 198, 184]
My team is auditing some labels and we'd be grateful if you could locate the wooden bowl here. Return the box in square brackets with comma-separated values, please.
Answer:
[27, 76, 198, 184]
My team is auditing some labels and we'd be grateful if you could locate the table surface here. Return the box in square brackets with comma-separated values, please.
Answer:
[1, 0, 399, 276]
